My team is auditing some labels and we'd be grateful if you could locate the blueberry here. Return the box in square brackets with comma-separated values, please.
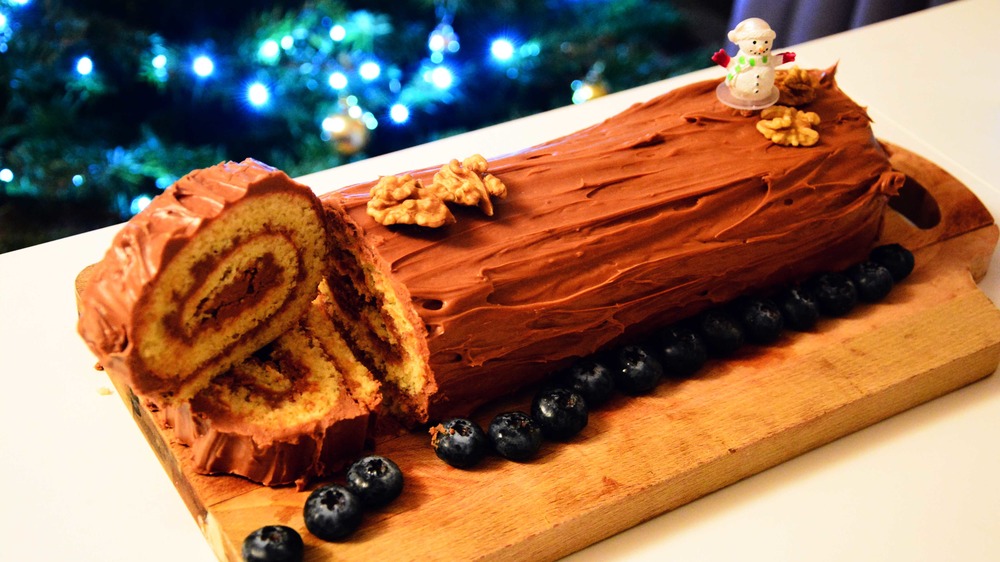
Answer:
[303, 484, 363, 541]
[556, 359, 615, 407]
[847, 261, 894, 302]
[808, 272, 858, 317]
[777, 285, 820, 331]
[531, 387, 588, 441]
[613, 344, 663, 394]
[697, 308, 745, 357]
[656, 325, 707, 378]
[345, 455, 404, 508]
[870, 243, 914, 282]
[241, 525, 304, 562]
[430, 418, 488, 469]
[734, 297, 784, 345]
[488, 411, 543, 462]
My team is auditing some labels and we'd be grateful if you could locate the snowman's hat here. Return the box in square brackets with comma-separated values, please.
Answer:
[728, 18, 776, 43]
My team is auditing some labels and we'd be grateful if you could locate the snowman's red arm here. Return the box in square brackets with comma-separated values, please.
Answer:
[711, 48, 731, 68]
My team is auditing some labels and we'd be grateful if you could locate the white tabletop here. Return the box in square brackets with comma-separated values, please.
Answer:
[2, 1, 998, 560]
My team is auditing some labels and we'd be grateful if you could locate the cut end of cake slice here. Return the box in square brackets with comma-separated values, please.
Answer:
[317, 196, 438, 425]
[77, 158, 330, 405]
[162, 296, 382, 487]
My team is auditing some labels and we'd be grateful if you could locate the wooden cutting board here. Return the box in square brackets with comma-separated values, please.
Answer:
[78, 143, 1000, 562]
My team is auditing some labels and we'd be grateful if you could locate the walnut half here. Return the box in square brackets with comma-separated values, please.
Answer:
[367, 174, 456, 228]
[756, 105, 821, 147]
[429, 154, 508, 216]
[775, 66, 818, 106]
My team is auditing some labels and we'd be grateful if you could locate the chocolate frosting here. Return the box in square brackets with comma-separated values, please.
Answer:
[323, 68, 904, 419]
[77, 159, 327, 401]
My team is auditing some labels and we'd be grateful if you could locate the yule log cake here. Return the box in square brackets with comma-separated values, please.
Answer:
[77, 66, 903, 484]
[322, 66, 903, 422]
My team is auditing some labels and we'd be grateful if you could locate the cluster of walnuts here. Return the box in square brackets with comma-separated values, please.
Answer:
[367, 154, 508, 228]
[756, 67, 822, 147]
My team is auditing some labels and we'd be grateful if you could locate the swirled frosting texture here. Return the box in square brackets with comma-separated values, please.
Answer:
[326, 68, 904, 419]
[77, 159, 329, 402]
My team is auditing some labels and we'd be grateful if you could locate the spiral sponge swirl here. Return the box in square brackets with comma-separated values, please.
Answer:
[77, 159, 330, 403]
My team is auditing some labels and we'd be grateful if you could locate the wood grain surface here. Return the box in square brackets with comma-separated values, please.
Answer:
[80, 144, 1000, 561]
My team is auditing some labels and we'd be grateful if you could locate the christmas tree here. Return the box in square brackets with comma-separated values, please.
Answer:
[0, 0, 719, 252]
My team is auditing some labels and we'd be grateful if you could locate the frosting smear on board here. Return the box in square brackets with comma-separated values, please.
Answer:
[325, 67, 904, 420]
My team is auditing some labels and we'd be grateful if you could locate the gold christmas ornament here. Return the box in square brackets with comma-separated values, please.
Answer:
[572, 80, 608, 104]
[323, 111, 369, 155]
[572, 61, 609, 104]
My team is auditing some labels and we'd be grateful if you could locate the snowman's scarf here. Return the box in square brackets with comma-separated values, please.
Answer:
[727, 53, 772, 84]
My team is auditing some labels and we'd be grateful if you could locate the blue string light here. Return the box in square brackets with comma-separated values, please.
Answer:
[75, 56, 93, 76]
[428, 23, 459, 55]
[427, 65, 454, 89]
[130, 194, 153, 215]
[490, 38, 515, 62]
[389, 104, 410, 124]
[246, 82, 270, 108]
[359, 61, 381, 81]
[328, 71, 348, 90]
[192, 55, 214, 78]
[258, 39, 280, 62]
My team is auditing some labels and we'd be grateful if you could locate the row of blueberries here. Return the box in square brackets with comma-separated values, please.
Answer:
[239, 243, 914, 561]
[429, 243, 915, 469]
[241, 455, 404, 562]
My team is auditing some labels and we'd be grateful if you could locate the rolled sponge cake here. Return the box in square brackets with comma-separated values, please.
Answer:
[77, 159, 330, 404]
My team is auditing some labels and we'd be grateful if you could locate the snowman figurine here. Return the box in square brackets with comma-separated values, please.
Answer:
[711, 18, 796, 109]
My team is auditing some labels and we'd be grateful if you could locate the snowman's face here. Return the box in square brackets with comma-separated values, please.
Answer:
[738, 37, 772, 56]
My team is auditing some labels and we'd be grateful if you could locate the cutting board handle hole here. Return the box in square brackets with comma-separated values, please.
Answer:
[888, 174, 941, 230]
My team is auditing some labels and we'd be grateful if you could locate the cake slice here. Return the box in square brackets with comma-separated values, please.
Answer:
[161, 293, 381, 487]
[75, 160, 387, 487]
[77, 159, 330, 404]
